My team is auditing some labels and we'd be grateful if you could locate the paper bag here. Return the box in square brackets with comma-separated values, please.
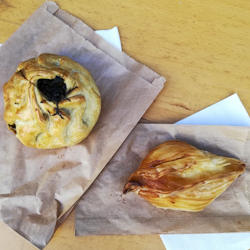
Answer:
[75, 124, 250, 235]
[0, 2, 165, 249]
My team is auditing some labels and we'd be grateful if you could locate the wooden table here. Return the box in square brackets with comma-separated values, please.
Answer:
[1, 0, 250, 249]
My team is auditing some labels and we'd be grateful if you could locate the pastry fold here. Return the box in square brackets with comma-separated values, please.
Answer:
[3, 54, 101, 149]
[123, 140, 246, 211]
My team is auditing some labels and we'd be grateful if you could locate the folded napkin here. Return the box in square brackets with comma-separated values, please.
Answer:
[95, 27, 122, 51]
[0, 2, 165, 249]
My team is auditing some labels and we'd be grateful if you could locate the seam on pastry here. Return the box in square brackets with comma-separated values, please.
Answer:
[35, 132, 43, 142]
[142, 156, 196, 169]
[33, 84, 48, 125]
[28, 82, 36, 126]
[20, 71, 52, 122]
[19, 70, 38, 89]
[46, 4, 165, 86]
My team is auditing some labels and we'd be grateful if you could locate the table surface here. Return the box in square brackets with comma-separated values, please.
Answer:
[1, 0, 250, 249]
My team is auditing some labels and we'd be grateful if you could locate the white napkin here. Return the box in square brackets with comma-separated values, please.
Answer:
[160, 233, 250, 250]
[176, 93, 250, 126]
[95, 27, 122, 51]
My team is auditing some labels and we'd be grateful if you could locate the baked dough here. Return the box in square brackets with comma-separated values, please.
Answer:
[123, 140, 245, 211]
[3, 53, 101, 149]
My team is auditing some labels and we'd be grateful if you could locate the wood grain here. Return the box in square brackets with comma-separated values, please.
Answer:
[1, 0, 250, 249]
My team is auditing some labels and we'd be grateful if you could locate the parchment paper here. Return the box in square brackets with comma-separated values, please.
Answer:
[0, 2, 165, 249]
[75, 124, 250, 235]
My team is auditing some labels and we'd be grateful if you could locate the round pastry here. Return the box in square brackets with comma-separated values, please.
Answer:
[3, 53, 101, 149]
[123, 140, 245, 211]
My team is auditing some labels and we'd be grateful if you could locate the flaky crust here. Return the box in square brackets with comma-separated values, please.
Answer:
[123, 140, 246, 211]
[3, 54, 101, 149]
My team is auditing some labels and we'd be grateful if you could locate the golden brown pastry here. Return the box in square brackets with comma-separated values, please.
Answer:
[123, 140, 245, 211]
[3, 53, 101, 149]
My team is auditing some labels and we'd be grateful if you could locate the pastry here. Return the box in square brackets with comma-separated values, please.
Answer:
[3, 53, 101, 149]
[123, 140, 245, 211]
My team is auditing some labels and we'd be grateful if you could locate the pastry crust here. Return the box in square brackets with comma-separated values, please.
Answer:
[123, 140, 246, 211]
[3, 53, 101, 149]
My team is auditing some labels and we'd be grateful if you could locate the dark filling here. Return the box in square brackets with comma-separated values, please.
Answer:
[8, 124, 16, 129]
[8, 124, 16, 133]
[37, 76, 77, 119]
[37, 76, 67, 119]
[37, 76, 67, 104]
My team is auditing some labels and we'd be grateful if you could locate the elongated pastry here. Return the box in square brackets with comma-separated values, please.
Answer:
[123, 140, 245, 211]
[3, 53, 101, 149]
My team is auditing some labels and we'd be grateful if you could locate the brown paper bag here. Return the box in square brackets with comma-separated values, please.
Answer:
[75, 124, 250, 235]
[0, 2, 165, 249]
